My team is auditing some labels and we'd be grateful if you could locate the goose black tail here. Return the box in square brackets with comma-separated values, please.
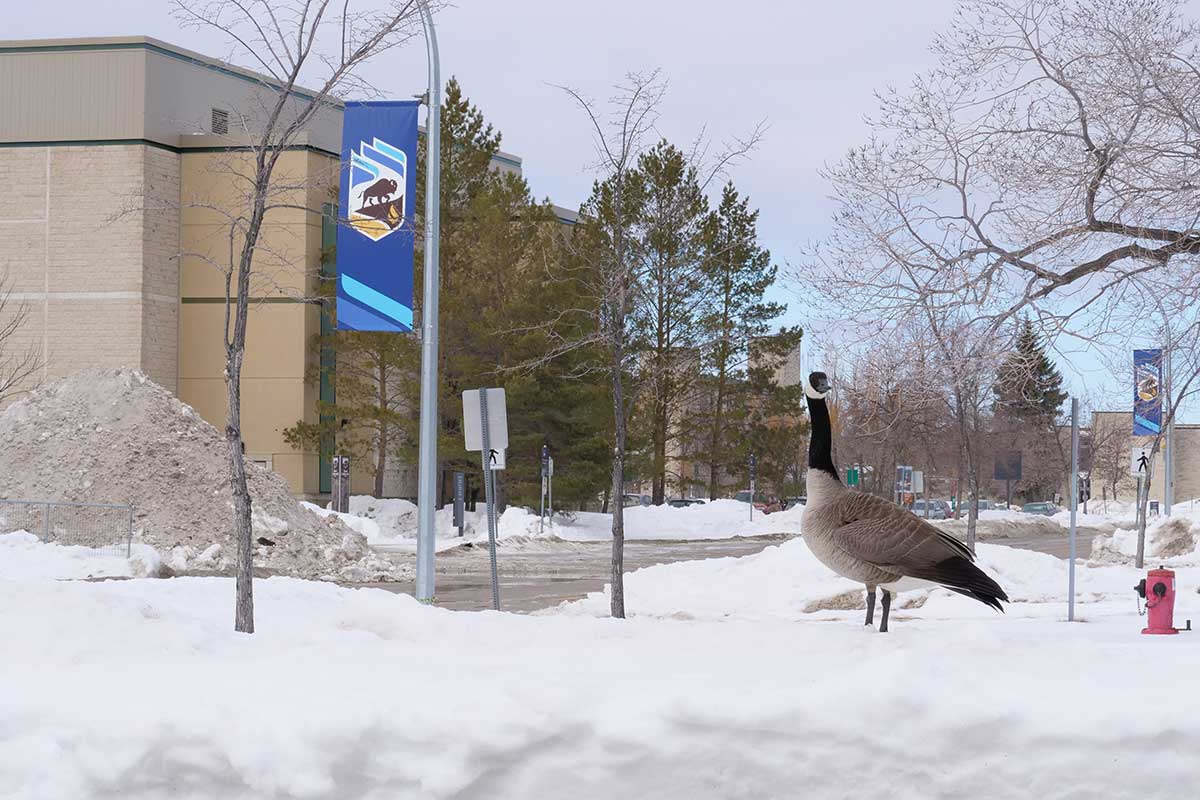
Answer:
[916, 555, 1009, 613]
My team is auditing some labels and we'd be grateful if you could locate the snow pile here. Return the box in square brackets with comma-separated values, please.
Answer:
[551, 499, 804, 541]
[3, 567, 1200, 798]
[937, 512, 1065, 540]
[561, 537, 1144, 621]
[0, 531, 162, 580]
[300, 501, 384, 542]
[347, 495, 418, 539]
[1091, 512, 1200, 564]
[0, 368, 407, 582]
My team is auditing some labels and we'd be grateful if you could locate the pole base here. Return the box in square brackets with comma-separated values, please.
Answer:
[1141, 627, 1180, 635]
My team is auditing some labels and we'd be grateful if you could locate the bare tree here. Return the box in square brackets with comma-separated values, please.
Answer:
[801, 0, 1200, 349]
[1097, 278, 1200, 566]
[171, 0, 427, 633]
[526, 74, 759, 618]
[553, 73, 663, 619]
[0, 269, 42, 405]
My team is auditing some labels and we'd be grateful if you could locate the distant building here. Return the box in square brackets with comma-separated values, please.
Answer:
[0, 36, 553, 498]
[1076, 410, 1200, 508]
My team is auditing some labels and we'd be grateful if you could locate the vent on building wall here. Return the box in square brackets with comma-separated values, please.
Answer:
[211, 108, 229, 135]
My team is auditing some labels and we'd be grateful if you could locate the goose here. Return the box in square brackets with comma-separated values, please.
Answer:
[800, 371, 1008, 632]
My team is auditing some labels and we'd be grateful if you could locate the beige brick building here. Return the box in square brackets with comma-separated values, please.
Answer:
[1, 36, 537, 499]
[1086, 411, 1200, 508]
[0, 36, 346, 495]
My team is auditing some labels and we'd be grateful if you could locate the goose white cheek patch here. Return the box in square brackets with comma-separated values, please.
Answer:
[804, 382, 829, 400]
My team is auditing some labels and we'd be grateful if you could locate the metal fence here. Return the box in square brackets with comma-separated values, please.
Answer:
[0, 499, 134, 557]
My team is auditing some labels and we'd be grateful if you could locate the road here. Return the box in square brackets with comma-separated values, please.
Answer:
[366, 536, 788, 613]
[365, 526, 1102, 613]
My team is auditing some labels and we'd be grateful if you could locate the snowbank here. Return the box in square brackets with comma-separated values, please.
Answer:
[539, 499, 804, 542]
[0, 368, 406, 581]
[0, 531, 162, 580]
[328, 494, 803, 545]
[560, 536, 1150, 621]
[3, 566, 1199, 799]
[1092, 511, 1200, 564]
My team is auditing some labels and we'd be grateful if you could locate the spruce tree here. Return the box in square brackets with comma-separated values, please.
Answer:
[993, 316, 1068, 501]
[634, 140, 710, 504]
[695, 183, 790, 500]
[994, 316, 1067, 423]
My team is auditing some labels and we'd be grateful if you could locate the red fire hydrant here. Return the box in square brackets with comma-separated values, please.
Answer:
[1135, 569, 1191, 635]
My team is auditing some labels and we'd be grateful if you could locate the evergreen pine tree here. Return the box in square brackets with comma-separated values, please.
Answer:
[994, 316, 1067, 423]
[993, 316, 1068, 501]
[634, 140, 710, 504]
[694, 183, 792, 499]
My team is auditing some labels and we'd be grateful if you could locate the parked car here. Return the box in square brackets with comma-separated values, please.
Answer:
[974, 499, 992, 511]
[1021, 501, 1060, 516]
[911, 499, 949, 520]
[733, 490, 781, 514]
[759, 497, 783, 514]
[621, 493, 652, 508]
[784, 496, 806, 510]
[667, 498, 705, 508]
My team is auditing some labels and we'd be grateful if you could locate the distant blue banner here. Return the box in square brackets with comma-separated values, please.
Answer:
[336, 101, 419, 332]
[1133, 348, 1163, 436]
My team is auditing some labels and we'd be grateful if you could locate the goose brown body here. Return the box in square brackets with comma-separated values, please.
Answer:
[801, 371, 1008, 621]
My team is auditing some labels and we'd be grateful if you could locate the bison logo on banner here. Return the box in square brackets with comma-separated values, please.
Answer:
[336, 101, 418, 332]
[348, 138, 407, 242]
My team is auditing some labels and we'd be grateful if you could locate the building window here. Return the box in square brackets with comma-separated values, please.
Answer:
[211, 108, 229, 135]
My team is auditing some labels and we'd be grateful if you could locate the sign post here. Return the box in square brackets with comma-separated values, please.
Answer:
[463, 388, 508, 610]
[994, 450, 1022, 509]
[331, 455, 351, 514]
[540, 445, 549, 536]
[749, 453, 757, 521]
[548, 455, 554, 525]
[453, 471, 465, 537]
[1131, 445, 1152, 569]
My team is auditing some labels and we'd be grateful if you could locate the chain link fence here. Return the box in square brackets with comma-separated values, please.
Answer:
[0, 499, 134, 557]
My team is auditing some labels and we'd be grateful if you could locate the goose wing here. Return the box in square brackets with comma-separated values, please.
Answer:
[828, 494, 1008, 610]
[832, 491, 974, 559]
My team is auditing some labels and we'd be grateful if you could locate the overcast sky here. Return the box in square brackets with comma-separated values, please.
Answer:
[12, 0, 1188, 418]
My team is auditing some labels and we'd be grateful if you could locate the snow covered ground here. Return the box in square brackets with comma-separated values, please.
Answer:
[4, 512, 1200, 798]
[0, 531, 162, 580]
[320, 494, 805, 544]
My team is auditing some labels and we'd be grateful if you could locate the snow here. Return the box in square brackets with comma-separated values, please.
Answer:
[314, 494, 803, 545]
[559, 536, 1150, 621]
[300, 501, 385, 542]
[554, 499, 805, 541]
[10, 494, 1200, 797]
[3, 540, 1200, 798]
[0, 531, 162, 580]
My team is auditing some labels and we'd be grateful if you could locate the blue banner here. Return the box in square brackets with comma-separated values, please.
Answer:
[1133, 348, 1163, 436]
[336, 101, 419, 332]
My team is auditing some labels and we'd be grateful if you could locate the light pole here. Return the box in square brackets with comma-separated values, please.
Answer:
[414, 0, 442, 602]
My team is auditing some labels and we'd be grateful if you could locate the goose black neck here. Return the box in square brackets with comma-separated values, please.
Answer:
[806, 394, 840, 481]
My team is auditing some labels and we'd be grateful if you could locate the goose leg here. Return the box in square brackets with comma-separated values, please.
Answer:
[865, 586, 876, 625]
[879, 589, 892, 633]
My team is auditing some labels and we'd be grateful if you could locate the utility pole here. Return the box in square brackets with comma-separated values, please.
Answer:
[414, 1, 442, 602]
[1068, 398, 1079, 622]
[1164, 341, 1174, 516]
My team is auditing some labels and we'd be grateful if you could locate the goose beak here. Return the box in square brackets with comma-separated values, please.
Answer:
[815, 376, 831, 394]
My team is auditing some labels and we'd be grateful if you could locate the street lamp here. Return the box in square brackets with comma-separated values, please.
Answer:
[414, 0, 442, 602]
